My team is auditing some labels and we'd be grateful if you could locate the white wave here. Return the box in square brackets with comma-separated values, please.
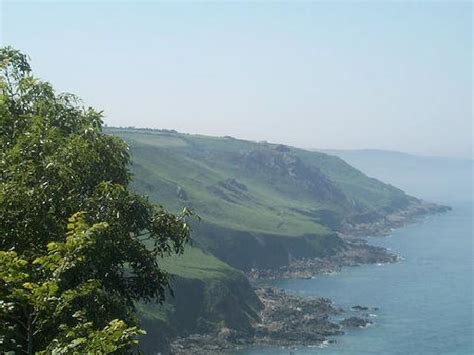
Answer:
[319, 340, 330, 348]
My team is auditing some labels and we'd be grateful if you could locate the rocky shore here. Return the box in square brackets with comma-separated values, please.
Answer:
[248, 239, 398, 280]
[169, 287, 375, 354]
[167, 201, 450, 354]
[248, 200, 450, 280]
[340, 200, 451, 238]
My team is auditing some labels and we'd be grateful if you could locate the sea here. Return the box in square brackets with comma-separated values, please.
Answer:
[239, 152, 473, 355]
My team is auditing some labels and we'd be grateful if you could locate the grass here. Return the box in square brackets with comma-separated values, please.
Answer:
[159, 245, 235, 280]
[128, 142, 331, 236]
[108, 127, 412, 239]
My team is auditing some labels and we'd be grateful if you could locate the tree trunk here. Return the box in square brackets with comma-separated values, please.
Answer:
[27, 312, 33, 355]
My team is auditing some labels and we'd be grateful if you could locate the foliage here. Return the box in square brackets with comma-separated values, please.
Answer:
[0, 214, 144, 354]
[0, 47, 191, 353]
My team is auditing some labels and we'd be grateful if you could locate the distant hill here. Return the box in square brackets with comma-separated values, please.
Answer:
[321, 149, 473, 204]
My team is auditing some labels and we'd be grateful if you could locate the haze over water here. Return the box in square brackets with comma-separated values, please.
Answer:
[240, 152, 473, 354]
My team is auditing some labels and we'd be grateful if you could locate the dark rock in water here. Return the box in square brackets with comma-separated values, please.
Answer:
[351, 305, 369, 311]
[340, 317, 373, 328]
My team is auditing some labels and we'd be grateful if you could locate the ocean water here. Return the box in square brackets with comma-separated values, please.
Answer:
[239, 154, 473, 355]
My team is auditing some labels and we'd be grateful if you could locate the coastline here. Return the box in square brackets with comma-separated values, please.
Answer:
[170, 287, 375, 355]
[163, 200, 450, 354]
[247, 240, 398, 280]
[248, 200, 450, 280]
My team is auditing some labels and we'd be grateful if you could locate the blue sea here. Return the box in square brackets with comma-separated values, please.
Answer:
[239, 153, 473, 355]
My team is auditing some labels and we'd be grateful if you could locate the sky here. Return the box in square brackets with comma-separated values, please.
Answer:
[1, 1, 472, 158]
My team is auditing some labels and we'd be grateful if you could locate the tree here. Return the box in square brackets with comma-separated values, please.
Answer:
[0, 47, 192, 353]
[0, 214, 144, 354]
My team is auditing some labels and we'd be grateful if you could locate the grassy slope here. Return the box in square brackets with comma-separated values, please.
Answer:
[159, 244, 235, 280]
[111, 128, 413, 237]
[127, 140, 328, 235]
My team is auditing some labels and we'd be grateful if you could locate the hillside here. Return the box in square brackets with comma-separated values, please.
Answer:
[322, 149, 473, 204]
[107, 128, 424, 270]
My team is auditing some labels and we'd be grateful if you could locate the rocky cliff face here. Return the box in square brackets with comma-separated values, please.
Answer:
[193, 222, 344, 271]
[239, 148, 350, 206]
[139, 266, 262, 354]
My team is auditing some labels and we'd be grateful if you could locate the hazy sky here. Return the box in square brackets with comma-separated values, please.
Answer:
[1, 1, 472, 158]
